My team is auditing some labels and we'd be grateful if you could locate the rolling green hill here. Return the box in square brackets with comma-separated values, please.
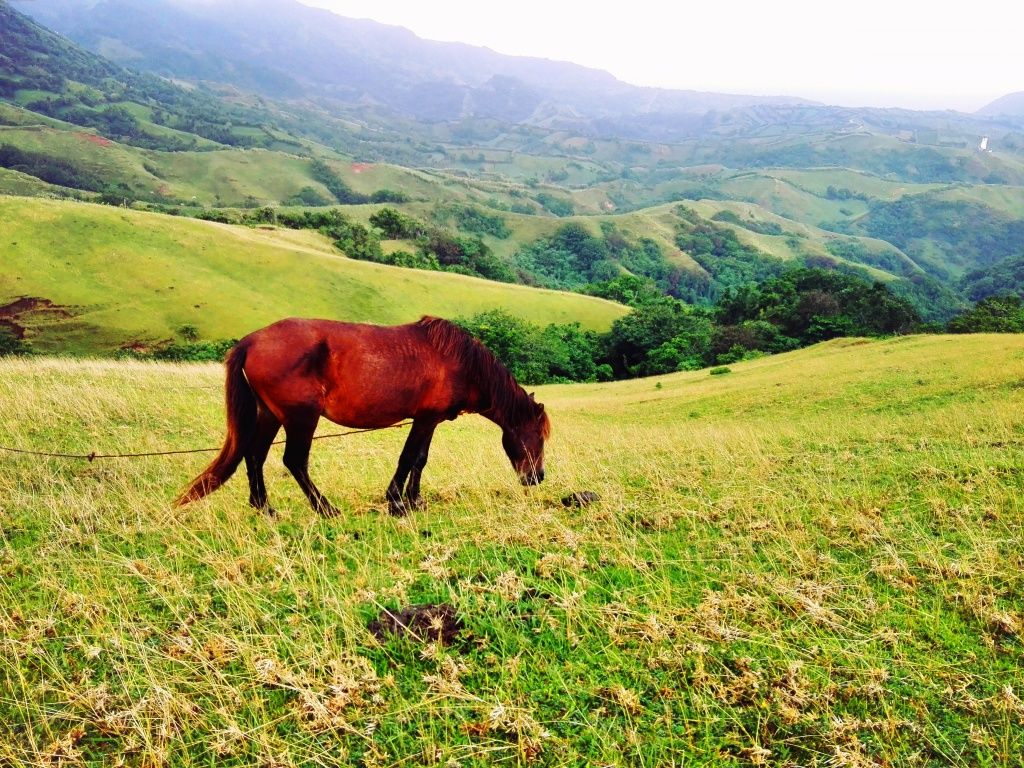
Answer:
[0, 104, 451, 208]
[0, 196, 627, 354]
[2, 334, 1022, 764]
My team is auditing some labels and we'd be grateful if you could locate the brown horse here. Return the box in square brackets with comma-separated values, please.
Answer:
[174, 316, 550, 516]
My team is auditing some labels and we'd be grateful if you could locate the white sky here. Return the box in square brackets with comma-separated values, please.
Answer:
[298, 0, 1022, 112]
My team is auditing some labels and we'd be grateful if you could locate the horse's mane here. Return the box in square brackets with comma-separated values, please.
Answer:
[417, 316, 546, 433]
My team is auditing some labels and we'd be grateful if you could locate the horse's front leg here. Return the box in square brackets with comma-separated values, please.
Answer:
[403, 425, 437, 511]
[386, 420, 437, 516]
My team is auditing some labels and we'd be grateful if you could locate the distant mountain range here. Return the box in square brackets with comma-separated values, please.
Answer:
[10, 0, 817, 129]
[977, 91, 1024, 117]
[12, 0, 1024, 143]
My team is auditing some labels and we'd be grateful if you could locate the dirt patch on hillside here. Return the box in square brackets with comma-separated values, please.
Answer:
[351, 162, 373, 174]
[0, 297, 74, 338]
[119, 340, 154, 355]
[75, 132, 112, 148]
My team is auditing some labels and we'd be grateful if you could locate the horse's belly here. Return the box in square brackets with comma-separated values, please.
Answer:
[322, 393, 413, 429]
[322, 369, 445, 428]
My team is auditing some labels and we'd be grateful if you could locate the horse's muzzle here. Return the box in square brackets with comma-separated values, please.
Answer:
[521, 468, 545, 486]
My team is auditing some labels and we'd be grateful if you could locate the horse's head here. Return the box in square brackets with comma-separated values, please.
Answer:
[502, 393, 550, 486]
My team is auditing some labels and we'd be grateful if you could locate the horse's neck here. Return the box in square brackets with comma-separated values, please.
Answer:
[471, 369, 524, 431]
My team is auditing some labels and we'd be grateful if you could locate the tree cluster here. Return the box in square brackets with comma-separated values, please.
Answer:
[672, 206, 788, 303]
[856, 196, 1024, 281]
[432, 203, 511, 238]
[513, 222, 676, 293]
[947, 295, 1024, 333]
[456, 267, 923, 384]
[368, 207, 513, 281]
[960, 253, 1024, 303]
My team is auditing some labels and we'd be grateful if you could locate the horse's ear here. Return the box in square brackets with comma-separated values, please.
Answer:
[528, 391, 536, 401]
[537, 403, 545, 414]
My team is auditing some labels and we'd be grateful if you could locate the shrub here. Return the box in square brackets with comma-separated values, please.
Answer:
[456, 310, 601, 384]
[177, 324, 199, 342]
[310, 159, 368, 204]
[535, 192, 574, 217]
[947, 295, 1024, 333]
[0, 328, 32, 356]
[434, 204, 511, 239]
[285, 186, 333, 207]
[149, 339, 237, 362]
[370, 189, 410, 204]
[370, 207, 426, 239]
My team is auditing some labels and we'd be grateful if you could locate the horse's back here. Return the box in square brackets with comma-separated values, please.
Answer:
[239, 318, 458, 427]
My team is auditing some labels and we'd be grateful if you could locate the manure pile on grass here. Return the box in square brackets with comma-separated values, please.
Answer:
[1, 335, 1023, 765]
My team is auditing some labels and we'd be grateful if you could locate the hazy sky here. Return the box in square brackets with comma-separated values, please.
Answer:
[299, 0, 1021, 112]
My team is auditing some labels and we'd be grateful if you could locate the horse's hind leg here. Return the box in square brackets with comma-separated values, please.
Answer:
[245, 407, 280, 515]
[282, 410, 340, 518]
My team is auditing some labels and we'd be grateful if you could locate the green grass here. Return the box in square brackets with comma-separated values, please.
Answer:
[139, 148, 332, 205]
[932, 184, 1024, 219]
[0, 125, 162, 195]
[0, 106, 487, 208]
[0, 196, 627, 354]
[0, 166, 81, 199]
[0, 125, 352, 206]
[1, 334, 1022, 765]
[769, 168, 944, 204]
[5, 94, 1018, 293]
[695, 170, 870, 228]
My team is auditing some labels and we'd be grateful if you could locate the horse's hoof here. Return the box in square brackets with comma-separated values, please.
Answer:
[251, 501, 277, 519]
[316, 504, 342, 518]
[407, 496, 426, 511]
[388, 499, 409, 517]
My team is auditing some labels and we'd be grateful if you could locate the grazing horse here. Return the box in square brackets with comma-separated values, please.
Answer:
[174, 316, 550, 516]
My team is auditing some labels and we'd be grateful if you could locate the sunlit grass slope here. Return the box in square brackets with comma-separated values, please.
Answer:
[0, 196, 626, 353]
[1, 334, 1022, 765]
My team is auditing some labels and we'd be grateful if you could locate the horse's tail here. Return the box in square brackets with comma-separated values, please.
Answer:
[173, 342, 256, 507]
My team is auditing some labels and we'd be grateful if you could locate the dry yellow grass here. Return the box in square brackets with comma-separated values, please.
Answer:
[1, 335, 1023, 765]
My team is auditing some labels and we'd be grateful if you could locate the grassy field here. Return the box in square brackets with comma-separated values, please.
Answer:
[0, 197, 626, 354]
[1, 334, 1022, 765]
[0, 166, 79, 199]
[0, 104, 517, 210]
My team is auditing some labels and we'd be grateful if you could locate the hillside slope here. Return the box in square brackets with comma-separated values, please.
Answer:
[0, 196, 627, 353]
[1, 334, 1022, 764]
